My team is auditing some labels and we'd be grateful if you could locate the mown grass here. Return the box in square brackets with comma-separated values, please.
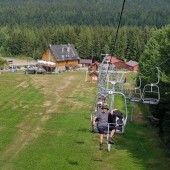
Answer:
[0, 72, 169, 170]
[0, 74, 43, 152]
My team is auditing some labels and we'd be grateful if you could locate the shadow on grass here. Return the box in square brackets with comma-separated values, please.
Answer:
[68, 161, 79, 166]
[78, 128, 91, 133]
[75, 141, 85, 144]
[93, 159, 103, 162]
[84, 116, 90, 120]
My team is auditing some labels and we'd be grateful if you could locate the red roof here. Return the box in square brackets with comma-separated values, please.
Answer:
[106, 56, 123, 63]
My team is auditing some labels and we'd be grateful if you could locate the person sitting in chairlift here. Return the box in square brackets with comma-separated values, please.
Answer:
[109, 109, 123, 131]
[93, 105, 115, 150]
[97, 101, 103, 109]
[94, 101, 103, 116]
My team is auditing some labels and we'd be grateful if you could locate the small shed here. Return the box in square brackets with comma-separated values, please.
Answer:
[79, 59, 92, 67]
[89, 71, 98, 83]
[126, 60, 139, 72]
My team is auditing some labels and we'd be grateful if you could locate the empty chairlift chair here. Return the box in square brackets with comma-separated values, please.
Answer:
[106, 71, 127, 92]
[124, 88, 132, 100]
[142, 67, 160, 105]
[130, 76, 142, 103]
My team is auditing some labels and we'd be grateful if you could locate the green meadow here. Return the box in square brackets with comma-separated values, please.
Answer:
[0, 72, 169, 170]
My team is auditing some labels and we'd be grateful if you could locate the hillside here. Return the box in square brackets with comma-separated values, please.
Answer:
[0, 0, 170, 27]
[0, 72, 169, 169]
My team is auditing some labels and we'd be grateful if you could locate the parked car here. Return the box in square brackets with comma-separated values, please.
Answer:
[36, 67, 46, 74]
[24, 65, 46, 74]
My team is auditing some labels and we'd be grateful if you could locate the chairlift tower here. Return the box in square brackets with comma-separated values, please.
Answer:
[90, 54, 128, 137]
[98, 54, 128, 110]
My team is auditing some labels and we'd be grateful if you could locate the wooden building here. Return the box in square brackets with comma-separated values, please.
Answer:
[41, 44, 80, 70]
[106, 56, 127, 70]
[89, 71, 98, 83]
[79, 59, 92, 67]
[126, 60, 139, 72]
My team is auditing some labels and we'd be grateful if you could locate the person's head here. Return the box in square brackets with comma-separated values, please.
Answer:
[97, 101, 103, 108]
[101, 105, 109, 112]
[111, 109, 118, 115]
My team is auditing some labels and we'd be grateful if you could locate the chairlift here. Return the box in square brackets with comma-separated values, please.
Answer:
[93, 55, 128, 151]
[91, 91, 128, 135]
[108, 91, 128, 134]
[123, 88, 131, 100]
[142, 67, 160, 105]
[130, 76, 142, 103]
[90, 90, 128, 152]
[109, 71, 127, 84]
[142, 83, 160, 104]
[106, 71, 127, 91]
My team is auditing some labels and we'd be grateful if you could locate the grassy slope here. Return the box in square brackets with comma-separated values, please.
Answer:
[0, 72, 169, 170]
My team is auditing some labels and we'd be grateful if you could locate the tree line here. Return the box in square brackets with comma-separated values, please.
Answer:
[0, 25, 155, 61]
[0, 0, 170, 27]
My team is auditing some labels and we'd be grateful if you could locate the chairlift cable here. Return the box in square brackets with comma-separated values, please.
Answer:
[97, 0, 127, 85]
[112, 0, 126, 55]
[157, 58, 170, 67]
[107, 0, 126, 75]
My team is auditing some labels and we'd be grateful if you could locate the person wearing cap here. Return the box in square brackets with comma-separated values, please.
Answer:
[92, 101, 103, 127]
[97, 101, 103, 109]
[95, 101, 103, 116]
[93, 105, 115, 150]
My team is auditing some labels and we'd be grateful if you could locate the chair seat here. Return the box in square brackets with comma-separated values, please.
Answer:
[143, 98, 159, 105]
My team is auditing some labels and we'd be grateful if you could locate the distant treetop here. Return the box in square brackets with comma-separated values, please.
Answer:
[0, 0, 170, 27]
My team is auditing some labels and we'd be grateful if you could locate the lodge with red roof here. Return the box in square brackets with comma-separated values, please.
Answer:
[87, 56, 139, 83]
[106, 56, 127, 70]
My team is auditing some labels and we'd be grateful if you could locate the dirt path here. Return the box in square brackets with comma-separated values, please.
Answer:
[0, 74, 84, 169]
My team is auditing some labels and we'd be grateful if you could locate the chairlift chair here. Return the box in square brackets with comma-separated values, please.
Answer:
[142, 67, 161, 105]
[142, 83, 160, 105]
[130, 76, 142, 103]
[119, 83, 132, 100]
[91, 91, 128, 134]
[130, 87, 142, 103]
[108, 91, 128, 134]
[106, 71, 127, 92]
[122, 88, 131, 100]
[90, 91, 128, 152]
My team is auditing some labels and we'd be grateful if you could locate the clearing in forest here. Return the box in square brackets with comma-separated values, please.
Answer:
[0, 72, 169, 170]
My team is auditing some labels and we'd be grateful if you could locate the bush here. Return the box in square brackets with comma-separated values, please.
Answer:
[0, 57, 7, 66]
